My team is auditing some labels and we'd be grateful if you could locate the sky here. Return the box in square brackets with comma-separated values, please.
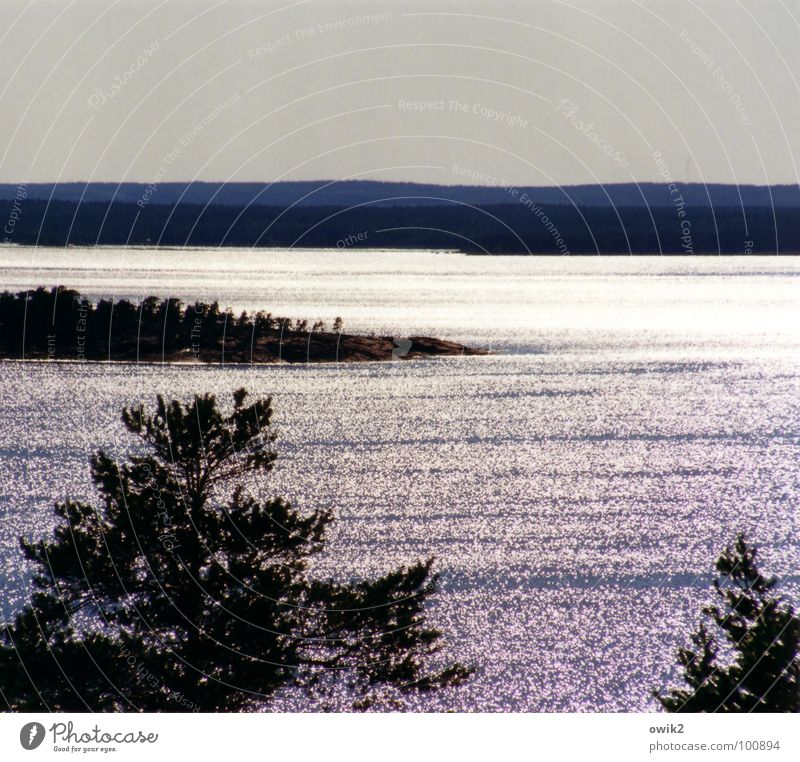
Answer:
[1, 0, 799, 187]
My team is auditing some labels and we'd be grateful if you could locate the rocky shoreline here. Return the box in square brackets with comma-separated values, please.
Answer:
[4, 334, 485, 365]
[0, 287, 486, 365]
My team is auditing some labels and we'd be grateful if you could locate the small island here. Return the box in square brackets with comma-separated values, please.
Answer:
[0, 287, 485, 365]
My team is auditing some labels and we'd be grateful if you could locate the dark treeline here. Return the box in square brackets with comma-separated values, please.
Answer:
[5, 180, 800, 208]
[2, 198, 796, 253]
[0, 287, 479, 363]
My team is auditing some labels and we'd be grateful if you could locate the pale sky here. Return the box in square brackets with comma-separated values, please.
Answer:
[1, 0, 799, 187]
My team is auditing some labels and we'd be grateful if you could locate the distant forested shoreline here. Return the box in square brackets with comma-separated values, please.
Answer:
[0, 287, 482, 364]
[2, 197, 798, 254]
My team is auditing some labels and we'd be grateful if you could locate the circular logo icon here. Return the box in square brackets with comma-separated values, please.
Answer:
[20, 722, 45, 750]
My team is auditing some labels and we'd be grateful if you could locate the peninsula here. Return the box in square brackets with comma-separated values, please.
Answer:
[0, 287, 483, 365]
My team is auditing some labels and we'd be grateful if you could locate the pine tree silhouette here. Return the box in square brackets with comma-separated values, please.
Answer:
[656, 534, 799, 712]
[0, 389, 470, 711]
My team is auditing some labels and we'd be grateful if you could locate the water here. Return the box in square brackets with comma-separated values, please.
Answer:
[3, 248, 799, 353]
[1, 249, 798, 711]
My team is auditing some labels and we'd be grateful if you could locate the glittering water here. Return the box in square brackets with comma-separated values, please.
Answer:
[0, 250, 798, 711]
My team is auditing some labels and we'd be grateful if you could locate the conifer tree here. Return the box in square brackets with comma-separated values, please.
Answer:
[656, 534, 799, 712]
[0, 389, 469, 711]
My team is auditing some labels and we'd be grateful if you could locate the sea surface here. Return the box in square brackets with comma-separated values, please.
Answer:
[1, 249, 798, 711]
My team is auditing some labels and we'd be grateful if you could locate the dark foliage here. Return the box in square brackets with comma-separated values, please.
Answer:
[2, 197, 797, 253]
[0, 390, 470, 711]
[0, 286, 304, 362]
[656, 535, 799, 712]
[0, 287, 475, 364]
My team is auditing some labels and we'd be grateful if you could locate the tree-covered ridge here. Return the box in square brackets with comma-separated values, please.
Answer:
[0, 389, 471, 711]
[1, 196, 798, 253]
[0, 287, 481, 364]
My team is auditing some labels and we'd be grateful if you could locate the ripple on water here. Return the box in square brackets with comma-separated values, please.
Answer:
[0, 350, 797, 711]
